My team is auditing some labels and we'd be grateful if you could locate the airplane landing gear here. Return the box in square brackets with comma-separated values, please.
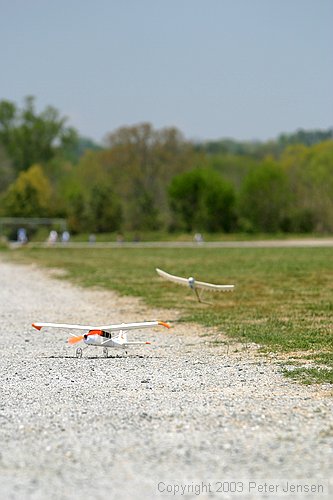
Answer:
[76, 347, 83, 359]
[103, 347, 108, 358]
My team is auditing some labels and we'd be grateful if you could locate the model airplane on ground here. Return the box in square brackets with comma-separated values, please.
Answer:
[156, 268, 234, 303]
[32, 320, 170, 358]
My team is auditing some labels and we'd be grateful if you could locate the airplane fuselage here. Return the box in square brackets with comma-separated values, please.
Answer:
[83, 332, 125, 349]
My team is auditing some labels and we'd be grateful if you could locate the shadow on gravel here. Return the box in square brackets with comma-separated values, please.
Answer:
[43, 354, 162, 360]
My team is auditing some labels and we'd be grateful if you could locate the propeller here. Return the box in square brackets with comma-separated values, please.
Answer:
[67, 330, 103, 345]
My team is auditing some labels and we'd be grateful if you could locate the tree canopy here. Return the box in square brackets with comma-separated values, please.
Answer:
[0, 96, 78, 173]
[0, 96, 332, 235]
[0, 164, 53, 217]
[168, 168, 236, 232]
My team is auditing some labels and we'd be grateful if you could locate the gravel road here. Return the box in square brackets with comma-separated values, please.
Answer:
[0, 257, 332, 500]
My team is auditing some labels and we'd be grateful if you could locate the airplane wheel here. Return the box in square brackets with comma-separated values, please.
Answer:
[76, 347, 83, 359]
[103, 347, 108, 358]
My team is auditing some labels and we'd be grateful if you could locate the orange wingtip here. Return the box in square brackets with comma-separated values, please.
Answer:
[68, 336, 84, 345]
[158, 321, 171, 329]
[32, 323, 42, 331]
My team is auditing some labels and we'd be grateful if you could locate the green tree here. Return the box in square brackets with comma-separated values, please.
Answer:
[65, 189, 87, 234]
[86, 183, 122, 233]
[282, 141, 333, 232]
[1, 164, 53, 217]
[104, 123, 200, 230]
[238, 161, 291, 232]
[62, 152, 123, 234]
[0, 96, 78, 173]
[168, 168, 236, 232]
[206, 153, 260, 190]
[0, 144, 15, 193]
[195, 128, 333, 160]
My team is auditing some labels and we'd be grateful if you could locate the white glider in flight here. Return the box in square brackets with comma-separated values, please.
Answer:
[156, 268, 234, 303]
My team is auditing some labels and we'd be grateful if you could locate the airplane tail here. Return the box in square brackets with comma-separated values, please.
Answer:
[112, 330, 128, 346]
[112, 329, 151, 347]
[125, 341, 151, 345]
[119, 330, 127, 343]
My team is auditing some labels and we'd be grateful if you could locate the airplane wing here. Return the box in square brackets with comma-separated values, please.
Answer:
[32, 320, 170, 332]
[156, 268, 189, 286]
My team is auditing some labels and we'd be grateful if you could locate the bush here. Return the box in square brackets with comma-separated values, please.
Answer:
[168, 168, 236, 232]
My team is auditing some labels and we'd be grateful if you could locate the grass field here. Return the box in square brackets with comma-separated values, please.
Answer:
[4, 245, 333, 383]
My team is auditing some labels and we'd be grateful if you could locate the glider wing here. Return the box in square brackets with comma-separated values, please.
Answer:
[195, 280, 234, 292]
[156, 268, 234, 292]
[156, 268, 189, 286]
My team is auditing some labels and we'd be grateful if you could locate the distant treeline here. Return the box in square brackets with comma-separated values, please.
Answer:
[0, 96, 332, 234]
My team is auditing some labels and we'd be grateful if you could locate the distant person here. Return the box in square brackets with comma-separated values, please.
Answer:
[61, 230, 70, 243]
[17, 228, 28, 244]
[194, 233, 204, 244]
[89, 233, 96, 244]
[48, 230, 58, 245]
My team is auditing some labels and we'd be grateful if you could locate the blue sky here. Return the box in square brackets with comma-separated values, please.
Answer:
[1, 0, 332, 143]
